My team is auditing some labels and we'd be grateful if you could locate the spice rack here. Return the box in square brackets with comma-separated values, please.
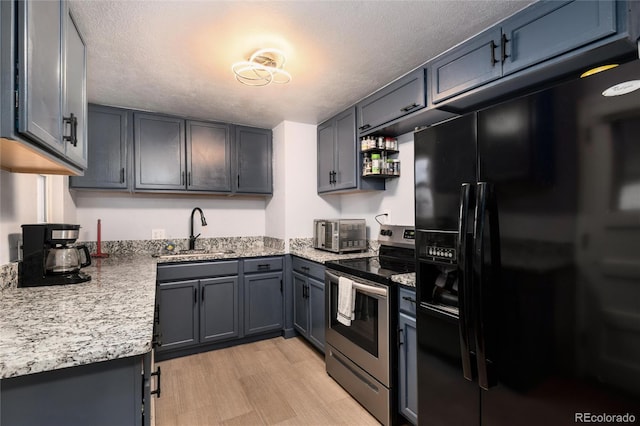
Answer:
[361, 136, 400, 178]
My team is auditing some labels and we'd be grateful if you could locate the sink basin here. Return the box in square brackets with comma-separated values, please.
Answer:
[153, 249, 235, 259]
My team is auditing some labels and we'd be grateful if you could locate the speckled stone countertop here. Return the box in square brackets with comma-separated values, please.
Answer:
[289, 247, 377, 263]
[0, 235, 387, 379]
[392, 272, 416, 288]
[0, 239, 287, 380]
[0, 255, 157, 379]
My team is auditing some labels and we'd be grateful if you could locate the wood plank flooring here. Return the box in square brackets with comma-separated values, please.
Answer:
[155, 337, 381, 425]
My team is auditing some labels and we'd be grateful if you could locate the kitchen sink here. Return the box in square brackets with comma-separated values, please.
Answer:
[152, 249, 235, 259]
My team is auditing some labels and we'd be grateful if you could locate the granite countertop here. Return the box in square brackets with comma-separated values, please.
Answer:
[0, 238, 380, 380]
[391, 272, 416, 288]
[289, 247, 377, 264]
[0, 255, 157, 379]
[0, 246, 287, 380]
[154, 247, 285, 263]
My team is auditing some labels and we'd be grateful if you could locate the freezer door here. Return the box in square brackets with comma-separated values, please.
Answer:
[414, 114, 477, 232]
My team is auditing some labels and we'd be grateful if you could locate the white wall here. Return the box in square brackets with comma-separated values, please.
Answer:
[0, 171, 75, 264]
[266, 121, 340, 249]
[73, 192, 266, 242]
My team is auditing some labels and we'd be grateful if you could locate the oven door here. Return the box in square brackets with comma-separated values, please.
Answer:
[325, 269, 390, 386]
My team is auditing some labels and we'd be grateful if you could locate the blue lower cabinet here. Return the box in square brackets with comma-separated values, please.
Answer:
[398, 287, 418, 425]
[157, 279, 199, 351]
[1, 354, 149, 426]
[200, 276, 240, 343]
[155, 257, 284, 358]
[244, 271, 284, 336]
[292, 256, 326, 352]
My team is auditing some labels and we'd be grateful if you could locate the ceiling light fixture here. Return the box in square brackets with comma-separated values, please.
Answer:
[232, 48, 291, 86]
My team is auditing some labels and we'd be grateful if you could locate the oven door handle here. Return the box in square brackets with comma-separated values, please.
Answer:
[326, 271, 388, 298]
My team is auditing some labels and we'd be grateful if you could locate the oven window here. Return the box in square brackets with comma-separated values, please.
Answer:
[330, 282, 379, 357]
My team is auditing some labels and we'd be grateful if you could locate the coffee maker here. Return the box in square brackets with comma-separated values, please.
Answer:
[19, 224, 92, 287]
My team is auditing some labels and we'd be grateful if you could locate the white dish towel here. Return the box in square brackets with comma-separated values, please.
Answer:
[337, 276, 356, 326]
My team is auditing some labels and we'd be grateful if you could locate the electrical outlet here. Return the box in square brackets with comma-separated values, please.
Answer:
[151, 229, 166, 240]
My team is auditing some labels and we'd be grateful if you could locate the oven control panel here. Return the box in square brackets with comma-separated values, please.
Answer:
[378, 225, 415, 249]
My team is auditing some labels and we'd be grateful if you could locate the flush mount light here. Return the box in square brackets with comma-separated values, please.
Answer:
[580, 64, 619, 78]
[232, 48, 291, 86]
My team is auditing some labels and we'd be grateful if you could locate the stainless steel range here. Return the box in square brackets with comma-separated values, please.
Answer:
[325, 224, 415, 426]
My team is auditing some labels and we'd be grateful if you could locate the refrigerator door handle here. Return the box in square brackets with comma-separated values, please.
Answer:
[457, 183, 474, 381]
[473, 182, 500, 390]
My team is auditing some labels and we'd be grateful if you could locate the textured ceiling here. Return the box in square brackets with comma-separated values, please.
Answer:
[69, 0, 534, 129]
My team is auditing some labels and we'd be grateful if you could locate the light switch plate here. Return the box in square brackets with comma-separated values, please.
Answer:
[151, 229, 166, 240]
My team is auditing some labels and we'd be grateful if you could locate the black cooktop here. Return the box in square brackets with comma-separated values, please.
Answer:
[326, 248, 415, 286]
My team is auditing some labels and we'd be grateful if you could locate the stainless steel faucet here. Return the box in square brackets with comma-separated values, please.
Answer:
[189, 207, 208, 250]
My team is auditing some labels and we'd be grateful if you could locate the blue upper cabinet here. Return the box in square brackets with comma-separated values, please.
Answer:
[134, 113, 186, 191]
[16, 0, 64, 152]
[2, 0, 87, 173]
[430, 27, 503, 105]
[234, 126, 273, 195]
[317, 107, 384, 194]
[431, 0, 626, 105]
[501, 0, 616, 76]
[63, 6, 87, 169]
[356, 68, 426, 136]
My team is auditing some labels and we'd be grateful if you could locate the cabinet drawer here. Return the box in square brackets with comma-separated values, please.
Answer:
[243, 257, 283, 273]
[157, 260, 239, 282]
[292, 257, 325, 281]
[399, 287, 417, 316]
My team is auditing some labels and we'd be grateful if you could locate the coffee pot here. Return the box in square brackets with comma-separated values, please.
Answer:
[19, 224, 92, 287]
[45, 244, 91, 274]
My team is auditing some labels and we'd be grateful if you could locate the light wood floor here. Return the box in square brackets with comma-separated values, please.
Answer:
[155, 336, 381, 425]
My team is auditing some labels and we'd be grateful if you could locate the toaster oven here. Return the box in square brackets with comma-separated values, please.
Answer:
[313, 219, 367, 253]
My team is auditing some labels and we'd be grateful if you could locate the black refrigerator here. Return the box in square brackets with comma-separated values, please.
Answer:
[414, 58, 640, 425]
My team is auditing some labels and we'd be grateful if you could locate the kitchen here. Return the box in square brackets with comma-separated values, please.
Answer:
[2, 0, 640, 425]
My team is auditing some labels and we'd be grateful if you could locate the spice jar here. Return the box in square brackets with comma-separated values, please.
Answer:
[371, 153, 381, 174]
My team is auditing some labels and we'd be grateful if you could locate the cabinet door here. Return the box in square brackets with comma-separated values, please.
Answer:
[70, 105, 129, 189]
[16, 0, 64, 151]
[62, 7, 87, 168]
[134, 113, 186, 190]
[200, 277, 239, 343]
[292, 271, 309, 336]
[333, 107, 357, 190]
[244, 271, 283, 336]
[307, 276, 325, 352]
[357, 68, 426, 134]
[235, 126, 272, 194]
[502, 0, 616, 76]
[430, 27, 502, 104]
[186, 121, 231, 192]
[157, 280, 199, 351]
[317, 120, 335, 193]
[399, 312, 418, 425]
